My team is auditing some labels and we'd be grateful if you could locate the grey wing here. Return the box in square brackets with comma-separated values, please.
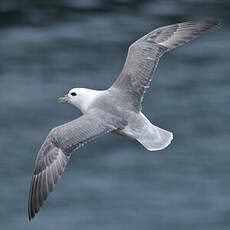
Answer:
[28, 108, 126, 220]
[112, 21, 218, 111]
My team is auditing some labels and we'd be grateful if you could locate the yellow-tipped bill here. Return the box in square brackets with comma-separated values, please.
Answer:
[58, 95, 69, 103]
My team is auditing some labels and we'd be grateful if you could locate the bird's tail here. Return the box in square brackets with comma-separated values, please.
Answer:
[120, 112, 173, 151]
[136, 123, 173, 151]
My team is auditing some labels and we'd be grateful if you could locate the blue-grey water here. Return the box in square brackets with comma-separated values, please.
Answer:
[0, 0, 229, 229]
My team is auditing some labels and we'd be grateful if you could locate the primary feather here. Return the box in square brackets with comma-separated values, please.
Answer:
[112, 21, 219, 110]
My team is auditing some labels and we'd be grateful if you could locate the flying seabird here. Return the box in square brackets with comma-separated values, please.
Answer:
[28, 21, 218, 220]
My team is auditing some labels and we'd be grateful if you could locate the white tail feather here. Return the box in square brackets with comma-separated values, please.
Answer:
[137, 124, 173, 151]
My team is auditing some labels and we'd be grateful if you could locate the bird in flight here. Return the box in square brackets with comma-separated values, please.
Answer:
[28, 21, 218, 220]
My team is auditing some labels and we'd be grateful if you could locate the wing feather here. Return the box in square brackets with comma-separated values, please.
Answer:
[112, 21, 218, 111]
[28, 108, 126, 220]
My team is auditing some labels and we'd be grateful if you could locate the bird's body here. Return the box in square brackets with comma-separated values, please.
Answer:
[28, 21, 219, 220]
[69, 87, 173, 150]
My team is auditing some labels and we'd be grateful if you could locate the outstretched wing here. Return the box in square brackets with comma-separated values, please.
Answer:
[28, 108, 126, 220]
[112, 21, 218, 111]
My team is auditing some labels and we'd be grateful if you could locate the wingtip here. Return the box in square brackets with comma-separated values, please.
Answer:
[28, 209, 37, 221]
[182, 20, 220, 28]
[204, 20, 220, 27]
[214, 21, 220, 25]
[28, 212, 32, 221]
[28, 206, 34, 221]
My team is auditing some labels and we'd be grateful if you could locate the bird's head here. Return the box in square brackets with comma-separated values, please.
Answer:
[58, 88, 101, 113]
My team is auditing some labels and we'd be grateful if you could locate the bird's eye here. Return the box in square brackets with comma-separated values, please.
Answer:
[71, 92, 77, 96]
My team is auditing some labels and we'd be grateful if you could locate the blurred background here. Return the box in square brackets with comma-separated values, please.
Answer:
[0, 0, 229, 229]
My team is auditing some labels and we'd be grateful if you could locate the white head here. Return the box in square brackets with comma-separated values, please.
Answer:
[58, 88, 102, 113]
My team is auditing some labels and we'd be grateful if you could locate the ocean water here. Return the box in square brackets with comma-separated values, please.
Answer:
[0, 0, 230, 229]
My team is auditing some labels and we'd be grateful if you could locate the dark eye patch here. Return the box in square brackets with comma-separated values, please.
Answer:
[71, 92, 77, 96]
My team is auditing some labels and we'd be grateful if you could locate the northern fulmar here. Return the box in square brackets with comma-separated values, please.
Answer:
[28, 21, 218, 220]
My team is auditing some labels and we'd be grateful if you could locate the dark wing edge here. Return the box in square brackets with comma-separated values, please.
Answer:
[112, 21, 219, 110]
[28, 108, 127, 221]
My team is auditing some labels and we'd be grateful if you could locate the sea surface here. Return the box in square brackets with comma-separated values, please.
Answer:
[0, 0, 230, 229]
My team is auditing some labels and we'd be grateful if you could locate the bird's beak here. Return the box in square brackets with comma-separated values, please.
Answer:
[58, 95, 69, 103]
